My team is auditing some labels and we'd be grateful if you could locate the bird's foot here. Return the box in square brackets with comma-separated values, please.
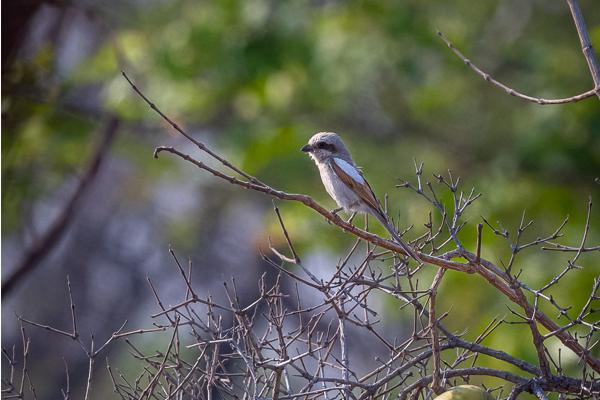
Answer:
[328, 208, 356, 225]
[327, 207, 344, 225]
[330, 207, 344, 216]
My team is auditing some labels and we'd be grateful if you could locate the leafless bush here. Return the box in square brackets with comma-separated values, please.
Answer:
[3, 72, 598, 400]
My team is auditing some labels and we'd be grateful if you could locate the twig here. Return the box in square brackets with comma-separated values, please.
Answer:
[436, 30, 597, 104]
[429, 268, 446, 395]
[66, 276, 77, 338]
[270, 204, 323, 285]
[139, 318, 180, 399]
[475, 223, 483, 264]
[61, 358, 70, 400]
[121, 71, 264, 185]
[273, 203, 302, 265]
[338, 299, 350, 400]
[84, 335, 94, 400]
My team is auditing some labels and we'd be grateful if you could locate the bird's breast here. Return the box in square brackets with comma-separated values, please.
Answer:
[317, 161, 360, 210]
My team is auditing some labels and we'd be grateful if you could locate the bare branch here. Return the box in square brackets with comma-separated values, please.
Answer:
[436, 31, 597, 105]
[429, 268, 446, 395]
[566, 0, 600, 97]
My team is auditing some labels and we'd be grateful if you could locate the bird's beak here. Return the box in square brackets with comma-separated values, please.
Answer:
[301, 144, 312, 153]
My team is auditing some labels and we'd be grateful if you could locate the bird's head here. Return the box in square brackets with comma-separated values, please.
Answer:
[301, 132, 353, 164]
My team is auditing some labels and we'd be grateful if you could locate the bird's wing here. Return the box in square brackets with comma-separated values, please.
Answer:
[330, 157, 382, 213]
[331, 158, 421, 262]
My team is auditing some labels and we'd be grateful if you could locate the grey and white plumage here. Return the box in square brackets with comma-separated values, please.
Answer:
[302, 132, 421, 262]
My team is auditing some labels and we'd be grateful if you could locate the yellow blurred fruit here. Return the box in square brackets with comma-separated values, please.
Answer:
[433, 385, 494, 400]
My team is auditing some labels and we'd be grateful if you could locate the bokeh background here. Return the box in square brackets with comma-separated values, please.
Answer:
[2, 0, 599, 398]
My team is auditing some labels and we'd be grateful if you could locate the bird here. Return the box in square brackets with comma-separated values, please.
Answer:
[301, 132, 422, 262]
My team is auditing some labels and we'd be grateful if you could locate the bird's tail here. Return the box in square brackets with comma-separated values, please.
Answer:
[372, 211, 423, 263]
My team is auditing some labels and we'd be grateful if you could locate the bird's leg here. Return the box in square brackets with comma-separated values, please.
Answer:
[346, 212, 357, 224]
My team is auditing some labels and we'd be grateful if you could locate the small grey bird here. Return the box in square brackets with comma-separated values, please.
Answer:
[302, 132, 421, 262]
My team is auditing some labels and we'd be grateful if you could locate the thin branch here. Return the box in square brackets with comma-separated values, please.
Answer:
[436, 30, 597, 104]
[84, 335, 94, 400]
[338, 299, 350, 400]
[429, 268, 446, 395]
[475, 223, 483, 264]
[121, 71, 264, 185]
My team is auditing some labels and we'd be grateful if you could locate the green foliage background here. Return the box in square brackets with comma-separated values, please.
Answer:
[2, 0, 599, 397]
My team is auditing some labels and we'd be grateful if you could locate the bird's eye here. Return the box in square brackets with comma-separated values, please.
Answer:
[317, 142, 326, 149]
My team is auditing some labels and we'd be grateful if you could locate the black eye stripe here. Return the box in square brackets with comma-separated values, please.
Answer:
[316, 142, 336, 151]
